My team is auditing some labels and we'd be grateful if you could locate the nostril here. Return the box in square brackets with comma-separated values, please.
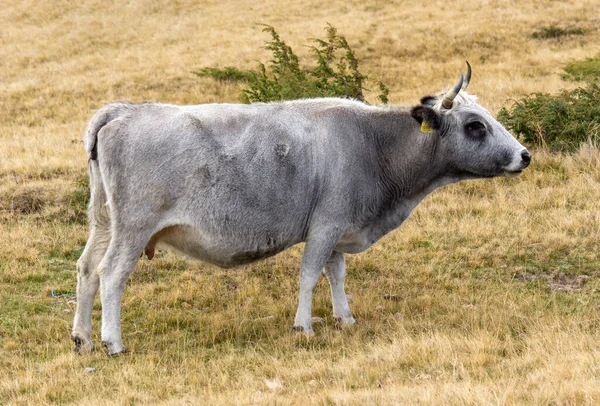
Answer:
[521, 150, 531, 165]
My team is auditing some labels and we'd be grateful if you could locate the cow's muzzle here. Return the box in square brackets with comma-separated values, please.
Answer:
[503, 148, 531, 177]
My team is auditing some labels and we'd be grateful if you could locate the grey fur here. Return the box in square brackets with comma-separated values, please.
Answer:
[72, 88, 530, 355]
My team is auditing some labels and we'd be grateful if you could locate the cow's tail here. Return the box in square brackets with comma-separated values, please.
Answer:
[83, 103, 133, 227]
[84, 102, 133, 161]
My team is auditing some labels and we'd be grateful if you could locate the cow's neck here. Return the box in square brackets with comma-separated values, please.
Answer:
[364, 110, 456, 236]
[373, 110, 449, 199]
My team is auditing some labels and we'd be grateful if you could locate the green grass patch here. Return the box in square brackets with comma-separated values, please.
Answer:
[563, 54, 600, 81]
[65, 175, 89, 225]
[48, 246, 83, 261]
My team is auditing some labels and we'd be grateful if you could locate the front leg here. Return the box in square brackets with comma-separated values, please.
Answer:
[293, 226, 342, 336]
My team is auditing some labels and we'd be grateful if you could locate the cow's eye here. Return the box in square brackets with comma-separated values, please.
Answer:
[465, 121, 486, 135]
[466, 121, 485, 131]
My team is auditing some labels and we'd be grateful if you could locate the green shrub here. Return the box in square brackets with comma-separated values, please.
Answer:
[563, 54, 600, 82]
[194, 24, 389, 104]
[498, 81, 600, 151]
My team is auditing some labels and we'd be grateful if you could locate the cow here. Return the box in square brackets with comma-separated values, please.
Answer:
[71, 62, 531, 355]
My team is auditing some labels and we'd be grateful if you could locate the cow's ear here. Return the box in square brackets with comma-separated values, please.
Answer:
[411, 106, 442, 132]
[419, 95, 437, 107]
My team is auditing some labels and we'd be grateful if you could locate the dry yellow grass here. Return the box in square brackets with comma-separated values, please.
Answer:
[2, 0, 600, 404]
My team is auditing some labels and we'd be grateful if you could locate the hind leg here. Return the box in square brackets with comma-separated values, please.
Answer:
[98, 229, 150, 355]
[72, 168, 111, 353]
[72, 226, 109, 352]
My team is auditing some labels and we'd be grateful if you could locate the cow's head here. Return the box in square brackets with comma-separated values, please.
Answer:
[411, 62, 530, 178]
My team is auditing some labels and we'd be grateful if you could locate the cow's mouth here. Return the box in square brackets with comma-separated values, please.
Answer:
[503, 169, 523, 177]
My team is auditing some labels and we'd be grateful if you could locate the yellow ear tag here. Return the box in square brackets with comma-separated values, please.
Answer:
[421, 121, 433, 133]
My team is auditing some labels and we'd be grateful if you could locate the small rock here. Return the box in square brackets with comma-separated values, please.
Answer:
[346, 295, 354, 303]
[394, 312, 402, 320]
[375, 305, 385, 311]
[85, 367, 96, 374]
[311, 316, 325, 325]
[308, 379, 318, 387]
[265, 378, 283, 391]
[63, 309, 71, 313]
[254, 315, 275, 322]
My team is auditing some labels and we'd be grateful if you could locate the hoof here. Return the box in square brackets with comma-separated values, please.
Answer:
[292, 325, 315, 337]
[72, 335, 95, 354]
[102, 341, 127, 356]
[334, 315, 356, 329]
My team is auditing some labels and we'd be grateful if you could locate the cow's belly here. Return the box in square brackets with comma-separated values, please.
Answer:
[151, 224, 298, 268]
[334, 233, 375, 254]
[335, 209, 413, 254]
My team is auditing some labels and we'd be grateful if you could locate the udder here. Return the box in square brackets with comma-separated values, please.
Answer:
[143, 227, 175, 260]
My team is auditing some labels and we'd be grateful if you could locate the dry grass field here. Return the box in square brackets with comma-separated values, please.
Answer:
[2, 0, 600, 404]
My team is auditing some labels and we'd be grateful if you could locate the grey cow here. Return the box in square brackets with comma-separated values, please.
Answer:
[72, 63, 531, 355]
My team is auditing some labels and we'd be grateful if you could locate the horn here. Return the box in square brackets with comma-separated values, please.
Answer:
[441, 73, 464, 109]
[462, 61, 472, 91]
